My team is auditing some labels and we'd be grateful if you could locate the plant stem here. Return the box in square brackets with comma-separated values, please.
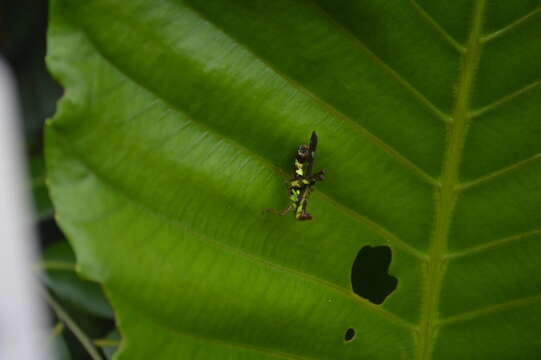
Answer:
[94, 339, 121, 347]
[48, 322, 65, 343]
[42, 288, 103, 360]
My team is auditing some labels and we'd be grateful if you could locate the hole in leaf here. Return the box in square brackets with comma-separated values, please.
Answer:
[351, 245, 397, 304]
[344, 328, 356, 342]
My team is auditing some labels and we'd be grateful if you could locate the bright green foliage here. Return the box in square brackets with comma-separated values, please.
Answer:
[45, 1, 541, 359]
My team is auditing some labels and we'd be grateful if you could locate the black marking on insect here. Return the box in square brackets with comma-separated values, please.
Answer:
[267, 131, 325, 220]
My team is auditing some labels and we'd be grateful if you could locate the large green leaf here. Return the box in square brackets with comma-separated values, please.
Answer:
[45, 1, 541, 359]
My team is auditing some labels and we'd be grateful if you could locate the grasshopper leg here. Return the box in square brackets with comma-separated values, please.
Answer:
[264, 204, 293, 216]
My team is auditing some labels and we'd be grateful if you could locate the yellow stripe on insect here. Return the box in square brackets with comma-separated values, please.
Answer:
[294, 160, 304, 176]
[290, 188, 300, 202]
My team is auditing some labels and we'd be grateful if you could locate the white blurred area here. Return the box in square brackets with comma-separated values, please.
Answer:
[0, 57, 49, 360]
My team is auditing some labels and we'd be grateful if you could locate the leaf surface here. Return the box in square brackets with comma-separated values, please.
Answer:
[46, 1, 541, 359]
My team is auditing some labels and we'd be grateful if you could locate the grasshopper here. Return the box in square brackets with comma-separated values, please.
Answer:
[267, 131, 324, 220]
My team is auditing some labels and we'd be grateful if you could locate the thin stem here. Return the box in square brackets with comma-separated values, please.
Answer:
[42, 288, 103, 360]
[94, 339, 121, 347]
[47, 322, 65, 343]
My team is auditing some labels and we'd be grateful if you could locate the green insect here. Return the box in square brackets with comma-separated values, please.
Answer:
[268, 131, 325, 220]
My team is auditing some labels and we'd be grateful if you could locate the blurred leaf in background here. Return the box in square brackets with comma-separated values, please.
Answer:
[1, 1, 119, 359]
[40, 241, 114, 319]
[0, 0, 62, 146]
[30, 154, 54, 220]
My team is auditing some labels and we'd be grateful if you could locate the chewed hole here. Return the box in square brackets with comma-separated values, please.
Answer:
[344, 328, 356, 342]
[351, 245, 397, 304]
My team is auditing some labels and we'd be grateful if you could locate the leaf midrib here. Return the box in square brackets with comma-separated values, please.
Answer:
[418, 1, 486, 359]
[53, 1, 529, 358]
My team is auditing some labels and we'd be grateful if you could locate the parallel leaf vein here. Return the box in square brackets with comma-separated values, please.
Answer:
[308, 1, 452, 124]
[183, 1, 440, 187]
[114, 294, 322, 360]
[471, 78, 541, 118]
[71, 20, 426, 260]
[457, 153, 541, 191]
[409, 0, 466, 53]
[51, 128, 417, 332]
[438, 293, 541, 326]
[481, 5, 541, 43]
[445, 228, 541, 259]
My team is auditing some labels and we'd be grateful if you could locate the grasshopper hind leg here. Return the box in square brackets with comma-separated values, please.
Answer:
[264, 204, 294, 216]
[295, 199, 312, 221]
[296, 212, 312, 220]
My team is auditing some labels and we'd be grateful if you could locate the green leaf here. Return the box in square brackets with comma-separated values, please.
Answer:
[45, 1, 541, 359]
[30, 154, 54, 220]
[41, 241, 114, 319]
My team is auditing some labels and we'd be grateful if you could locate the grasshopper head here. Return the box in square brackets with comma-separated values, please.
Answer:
[296, 145, 310, 162]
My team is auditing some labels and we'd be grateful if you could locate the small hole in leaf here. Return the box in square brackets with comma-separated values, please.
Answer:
[351, 245, 397, 304]
[344, 328, 356, 342]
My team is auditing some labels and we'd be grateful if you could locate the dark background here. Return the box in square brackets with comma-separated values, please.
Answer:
[1, 1, 117, 359]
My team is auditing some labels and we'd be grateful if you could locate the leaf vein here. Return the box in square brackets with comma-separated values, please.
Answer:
[309, 1, 452, 125]
[71, 22, 427, 261]
[481, 5, 541, 43]
[117, 296, 325, 360]
[183, 1, 440, 187]
[445, 228, 541, 259]
[471, 78, 541, 118]
[457, 153, 541, 191]
[409, 0, 466, 53]
[438, 294, 541, 326]
[419, 1, 487, 359]
[50, 128, 417, 332]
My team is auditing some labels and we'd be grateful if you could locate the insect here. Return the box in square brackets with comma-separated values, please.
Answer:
[267, 131, 325, 220]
